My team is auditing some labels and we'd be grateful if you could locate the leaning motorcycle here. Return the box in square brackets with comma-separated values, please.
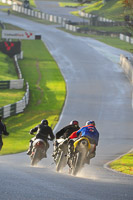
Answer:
[68, 137, 95, 176]
[30, 138, 48, 166]
[53, 138, 68, 172]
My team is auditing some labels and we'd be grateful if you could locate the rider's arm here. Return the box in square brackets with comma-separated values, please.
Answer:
[55, 128, 65, 139]
[69, 127, 83, 139]
[95, 130, 99, 146]
[69, 131, 78, 139]
[49, 127, 55, 140]
[30, 126, 38, 134]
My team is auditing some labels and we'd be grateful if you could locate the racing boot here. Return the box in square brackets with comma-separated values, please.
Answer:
[27, 148, 32, 155]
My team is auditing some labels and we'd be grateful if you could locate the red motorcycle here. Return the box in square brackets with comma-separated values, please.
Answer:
[30, 138, 48, 166]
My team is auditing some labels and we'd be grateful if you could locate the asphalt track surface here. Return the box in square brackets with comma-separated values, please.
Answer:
[0, 1, 133, 200]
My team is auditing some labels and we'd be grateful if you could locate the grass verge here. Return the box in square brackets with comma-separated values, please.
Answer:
[72, 0, 125, 21]
[0, 25, 25, 108]
[0, 38, 66, 156]
[108, 151, 133, 175]
[59, 28, 133, 53]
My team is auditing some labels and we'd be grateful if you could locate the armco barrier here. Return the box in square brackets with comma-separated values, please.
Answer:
[120, 34, 133, 45]
[12, 4, 77, 30]
[0, 52, 29, 118]
[120, 54, 133, 84]
[0, 82, 29, 118]
[0, 79, 24, 89]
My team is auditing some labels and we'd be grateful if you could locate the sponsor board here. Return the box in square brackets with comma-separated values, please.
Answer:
[2, 30, 36, 40]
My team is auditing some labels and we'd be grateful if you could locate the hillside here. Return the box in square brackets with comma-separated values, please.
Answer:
[81, 0, 125, 21]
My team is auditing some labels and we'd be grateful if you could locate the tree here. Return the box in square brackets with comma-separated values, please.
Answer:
[123, 0, 133, 35]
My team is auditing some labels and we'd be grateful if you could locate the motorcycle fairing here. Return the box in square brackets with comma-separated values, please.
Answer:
[73, 137, 91, 151]
[33, 138, 44, 146]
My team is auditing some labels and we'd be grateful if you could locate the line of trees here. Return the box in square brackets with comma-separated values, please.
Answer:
[123, 0, 133, 35]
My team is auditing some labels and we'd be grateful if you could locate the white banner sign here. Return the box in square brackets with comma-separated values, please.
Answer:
[2, 30, 36, 40]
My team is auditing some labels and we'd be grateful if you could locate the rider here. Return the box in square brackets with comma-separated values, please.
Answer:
[67, 120, 99, 164]
[0, 116, 9, 151]
[52, 120, 80, 158]
[27, 119, 55, 156]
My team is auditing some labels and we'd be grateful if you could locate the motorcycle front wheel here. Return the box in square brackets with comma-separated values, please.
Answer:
[56, 151, 67, 172]
[72, 152, 85, 176]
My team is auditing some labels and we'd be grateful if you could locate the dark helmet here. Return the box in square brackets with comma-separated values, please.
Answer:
[70, 120, 79, 127]
[41, 119, 48, 126]
[86, 120, 95, 126]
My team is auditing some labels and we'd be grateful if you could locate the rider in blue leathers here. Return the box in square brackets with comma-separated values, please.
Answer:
[68, 120, 99, 164]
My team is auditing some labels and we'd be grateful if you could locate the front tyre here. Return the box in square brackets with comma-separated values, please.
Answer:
[56, 151, 67, 172]
[72, 152, 85, 176]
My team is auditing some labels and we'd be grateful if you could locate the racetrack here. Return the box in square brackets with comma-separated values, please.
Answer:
[0, 2, 133, 200]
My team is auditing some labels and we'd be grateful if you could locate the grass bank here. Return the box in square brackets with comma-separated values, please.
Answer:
[0, 24, 25, 107]
[71, 0, 125, 21]
[0, 32, 66, 156]
[108, 150, 133, 175]
[59, 28, 133, 53]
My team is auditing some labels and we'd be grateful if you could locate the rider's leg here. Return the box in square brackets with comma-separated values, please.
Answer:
[52, 140, 59, 157]
[85, 145, 96, 164]
[67, 139, 74, 168]
[0, 136, 3, 151]
[27, 138, 35, 155]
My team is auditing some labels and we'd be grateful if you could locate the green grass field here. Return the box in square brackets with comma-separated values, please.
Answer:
[0, 36, 66, 155]
[72, 0, 125, 21]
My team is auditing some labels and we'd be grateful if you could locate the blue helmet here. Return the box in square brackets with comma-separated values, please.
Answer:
[86, 120, 95, 126]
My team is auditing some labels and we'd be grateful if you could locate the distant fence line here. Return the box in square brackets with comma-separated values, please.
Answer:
[12, 4, 71, 26]
[12, 4, 81, 32]
[11, 4, 133, 44]
[0, 0, 16, 5]
[0, 53, 30, 118]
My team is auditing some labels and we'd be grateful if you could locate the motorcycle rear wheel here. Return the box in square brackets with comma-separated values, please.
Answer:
[31, 149, 41, 166]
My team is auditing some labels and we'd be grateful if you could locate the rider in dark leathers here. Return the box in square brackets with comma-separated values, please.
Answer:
[0, 116, 9, 151]
[52, 120, 80, 158]
[27, 119, 55, 156]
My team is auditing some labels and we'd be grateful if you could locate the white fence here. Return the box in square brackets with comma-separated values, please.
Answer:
[11, 4, 80, 32]
[119, 34, 133, 45]
[14, 53, 23, 79]
[0, 0, 19, 5]
[0, 53, 30, 118]
[1, 82, 29, 118]
[79, 11, 115, 23]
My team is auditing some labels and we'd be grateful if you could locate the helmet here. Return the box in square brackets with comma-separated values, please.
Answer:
[41, 119, 48, 126]
[86, 120, 95, 126]
[70, 120, 79, 127]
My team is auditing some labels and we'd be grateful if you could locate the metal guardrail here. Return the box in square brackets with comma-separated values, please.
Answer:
[0, 82, 29, 118]
[0, 53, 29, 118]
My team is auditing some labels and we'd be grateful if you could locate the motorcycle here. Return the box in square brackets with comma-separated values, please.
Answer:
[68, 137, 95, 176]
[53, 138, 68, 172]
[30, 137, 49, 166]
